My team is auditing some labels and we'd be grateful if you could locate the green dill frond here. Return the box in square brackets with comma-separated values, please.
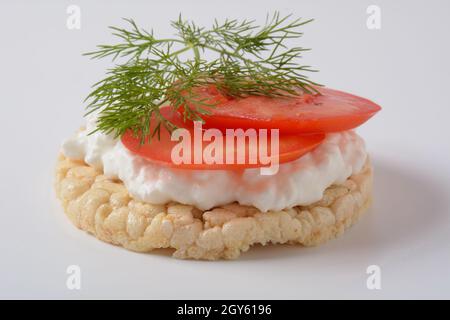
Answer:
[84, 12, 320, 141]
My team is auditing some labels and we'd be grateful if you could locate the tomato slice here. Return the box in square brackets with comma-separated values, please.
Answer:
[180, 86, 381, 133]
[121, 106, 325, 170]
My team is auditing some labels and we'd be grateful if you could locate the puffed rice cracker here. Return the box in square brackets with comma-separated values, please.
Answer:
[55, 154, 373, 260]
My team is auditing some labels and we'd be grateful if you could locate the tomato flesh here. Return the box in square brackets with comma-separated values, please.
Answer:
[121, 107, 325, 170]
[180, 86, 381, 133]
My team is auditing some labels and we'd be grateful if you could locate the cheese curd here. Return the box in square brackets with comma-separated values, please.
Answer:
[62, 116, 367, 212]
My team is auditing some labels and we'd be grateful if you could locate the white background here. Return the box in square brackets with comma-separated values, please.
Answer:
[1, 0, 450, 299]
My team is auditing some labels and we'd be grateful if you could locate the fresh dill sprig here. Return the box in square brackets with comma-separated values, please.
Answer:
[84, 12, 320, 142]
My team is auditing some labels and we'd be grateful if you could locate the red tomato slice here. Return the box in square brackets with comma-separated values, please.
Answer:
[180, 86, 381, 133]
[121, 106, 325, 170]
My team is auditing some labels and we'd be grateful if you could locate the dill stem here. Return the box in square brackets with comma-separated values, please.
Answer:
[84, 13, 319, 142]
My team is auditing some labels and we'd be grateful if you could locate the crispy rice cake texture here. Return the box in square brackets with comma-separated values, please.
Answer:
[55, 154, 373, 260]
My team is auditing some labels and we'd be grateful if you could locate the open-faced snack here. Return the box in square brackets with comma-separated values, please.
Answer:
[55, 13, 380, 260]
